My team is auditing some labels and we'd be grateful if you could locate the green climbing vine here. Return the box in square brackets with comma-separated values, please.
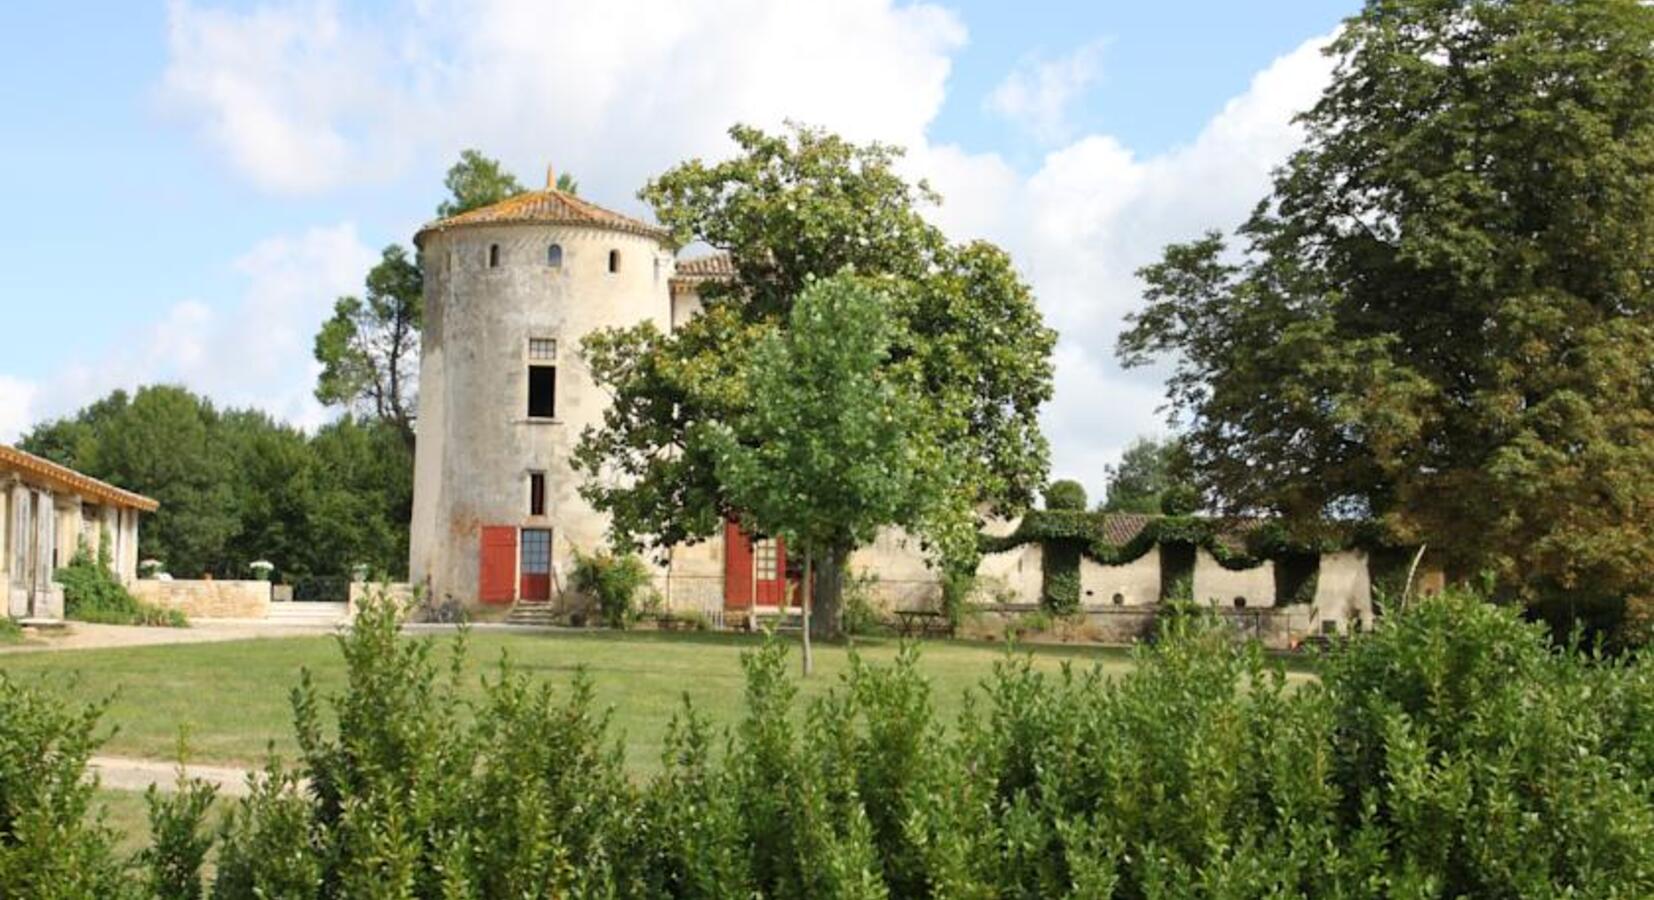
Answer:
[984, 511, 1401, 608]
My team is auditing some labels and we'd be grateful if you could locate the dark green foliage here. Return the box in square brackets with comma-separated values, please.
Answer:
[1158, 483, 1199, 516]
[24, 388, 411, 580]
[436, 148, 526, 217]
[1043, 479, 1087, 511]
[312, 245, 422, 450]
[56, 539, 187, 627]
[13, 591, 1654, 895]
[1159, 543, 1196, 602]
[1119, 0, 1654, 601]
[139, 772, 217, 900]
[569, 548, 654, 629]
[0, 675, 132, 897]
[1101, 436, 1191, 514]
[1041, 541, 1082, 615]
[1272, 554, 1320, 606]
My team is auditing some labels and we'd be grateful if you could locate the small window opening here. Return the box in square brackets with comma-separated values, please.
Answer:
[528, 365, 556, 418]
[489, 244, 501, 268]
[1112, 592, 1125, 606]
[528, 338, 556, 361]
[1232, 596, 1247, 609]
[547, 244, 563, 267]
[529, 472, 546, 516]
[608, 249, 620, 273]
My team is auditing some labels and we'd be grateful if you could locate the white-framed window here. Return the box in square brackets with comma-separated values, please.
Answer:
[528, 338, 557, 361]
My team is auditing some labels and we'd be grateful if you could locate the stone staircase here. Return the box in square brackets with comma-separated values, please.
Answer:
[504, 600, 560, 627]
[264, 601, 350, 627]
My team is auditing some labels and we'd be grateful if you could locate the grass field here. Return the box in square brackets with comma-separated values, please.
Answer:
[0, 629, 1208, 774]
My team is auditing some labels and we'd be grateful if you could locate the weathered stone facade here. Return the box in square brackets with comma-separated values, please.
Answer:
[1, 444, 153, 622]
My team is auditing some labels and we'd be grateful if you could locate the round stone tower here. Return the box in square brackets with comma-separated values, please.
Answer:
[408, 173, 675, 608]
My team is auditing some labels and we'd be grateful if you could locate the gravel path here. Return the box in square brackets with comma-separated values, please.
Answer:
[90, 755, 260, 797]
[0, 620, 343, 654]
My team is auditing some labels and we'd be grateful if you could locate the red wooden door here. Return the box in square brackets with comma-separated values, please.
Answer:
[723, 521, 787, 609]
[519, 528, 552, 601]
[479, 527, 518, 604]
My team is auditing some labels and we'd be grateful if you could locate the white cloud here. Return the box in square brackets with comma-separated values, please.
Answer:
[151, 1, 1336, 500]
[162, 0, 965, 199]
[926, 35, 1336, 500]
[11, 224, 373, 439]
[984, 40, 1107, 144]
[0, 377, 40, 444]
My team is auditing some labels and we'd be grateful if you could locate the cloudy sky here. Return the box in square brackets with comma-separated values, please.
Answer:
[0, 1, 1351, 499]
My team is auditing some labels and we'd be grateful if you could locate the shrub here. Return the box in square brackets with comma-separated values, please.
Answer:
[840, 570, 885, 636]
[1158, 483, 1200, 515]
[10, 588, 1654, 896]
[56, 539, 186, 627]
[0, 675, 131, 896]
[0, 617, 22, 644]
[1044, 479, 1088, 511]
[570, 547, 654, 629]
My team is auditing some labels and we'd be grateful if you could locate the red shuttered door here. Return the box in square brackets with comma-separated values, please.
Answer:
[479, 527, 518, 604]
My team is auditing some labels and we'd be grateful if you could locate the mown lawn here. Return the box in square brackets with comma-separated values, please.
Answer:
[0, 629, 1223, 774]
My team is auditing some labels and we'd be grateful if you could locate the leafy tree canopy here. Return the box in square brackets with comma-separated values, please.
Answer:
[578, 124, 1056, 600]
[1101, 436, 1192, 514]
[706, 274, 969, 639]
[1044, 479, 1087, 512]
[313, 245, 422, 450]
[1118, 0, 1654, 598]
[21, 387, 410, 580]
[436, 148, 527, 217]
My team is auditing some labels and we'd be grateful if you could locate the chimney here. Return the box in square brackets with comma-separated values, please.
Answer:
[546, 164, 556, 190]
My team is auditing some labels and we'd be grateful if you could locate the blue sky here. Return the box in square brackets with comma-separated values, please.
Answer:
[0, 1, 1353, 495]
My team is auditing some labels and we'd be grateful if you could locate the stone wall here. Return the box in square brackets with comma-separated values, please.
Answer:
[133, 579, 270, 619]
[347, 581, 416, 613]
[966, 603, 1315, 651]
[1079, 548, 1161, 607]
[1192, 548, 1277, 609]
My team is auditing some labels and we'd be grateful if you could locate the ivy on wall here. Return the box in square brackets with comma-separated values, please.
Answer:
[984, 511, 1402, 611]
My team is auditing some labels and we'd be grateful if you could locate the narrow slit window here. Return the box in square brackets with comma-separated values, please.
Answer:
[529, 472, 546, 516]
[489, 243, 501, 268]
[527, 365, 556, 418]
[608, 249, 620, 273]
[547, 244, 563, 267]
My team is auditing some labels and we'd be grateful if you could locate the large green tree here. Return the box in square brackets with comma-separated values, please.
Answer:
[313, 245, 422, 451]
[707, 274, 963, 651]
[1100, 436, 1192, 514]
[436, 148, 527, 217]
[577, 124, 1056, 635]
[1118, 0, 1654, 598]
[21, 387, 410, 580]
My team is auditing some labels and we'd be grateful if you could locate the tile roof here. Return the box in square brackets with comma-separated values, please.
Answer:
[673, 252, 736, 279]
[414, 189, 670, 246]
[1099, 513, 1156, 545]
[0, 444, 159, 512]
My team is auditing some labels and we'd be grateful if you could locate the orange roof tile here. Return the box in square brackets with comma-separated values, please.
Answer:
[0, 444, 159, 512]
[414, 188, 670, 246]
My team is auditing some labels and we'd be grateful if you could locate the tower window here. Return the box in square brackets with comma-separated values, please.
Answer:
[529, 472, 546, 516]
[528, 338, 556, 360]
[547, 244, 563, 267]
[527, 365, 556, 419]
[608, 249, 620, 273]
[489, 244, 501, 268]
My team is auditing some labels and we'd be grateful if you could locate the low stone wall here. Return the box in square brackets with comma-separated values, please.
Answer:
[347, 581, 416, 613]
[133, 579, 271, 619]
[963, 602, 1316, 650]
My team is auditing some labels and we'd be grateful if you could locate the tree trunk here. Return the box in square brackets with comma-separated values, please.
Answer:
[808, 542, 852, 641]
[801, 550, 814, 677]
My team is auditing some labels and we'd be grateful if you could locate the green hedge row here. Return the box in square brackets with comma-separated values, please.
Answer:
[8, 591, 1654, 897]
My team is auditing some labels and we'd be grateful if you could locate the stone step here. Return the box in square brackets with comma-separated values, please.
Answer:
[504, 602, 560, 626]
[265, 601, 350, 625]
